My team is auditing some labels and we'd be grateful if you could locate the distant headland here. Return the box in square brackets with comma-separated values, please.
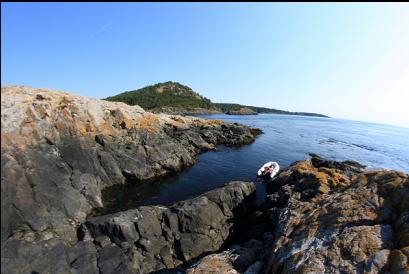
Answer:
[104, 81, 329, 118]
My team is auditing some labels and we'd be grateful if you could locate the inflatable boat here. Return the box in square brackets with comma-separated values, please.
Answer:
[257, 161, 280, 179]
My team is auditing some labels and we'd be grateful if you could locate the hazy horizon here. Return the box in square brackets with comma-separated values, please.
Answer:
[2, 3, 408, 128]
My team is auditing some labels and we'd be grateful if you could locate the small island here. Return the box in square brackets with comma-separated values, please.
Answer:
[226, 106, 258, 115]
[105, 81, 328, 118]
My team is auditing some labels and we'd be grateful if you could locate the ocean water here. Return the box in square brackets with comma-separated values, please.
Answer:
[102, 114, 409, 212]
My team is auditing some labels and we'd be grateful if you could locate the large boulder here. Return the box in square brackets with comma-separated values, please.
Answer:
[263, 156, 409, 274]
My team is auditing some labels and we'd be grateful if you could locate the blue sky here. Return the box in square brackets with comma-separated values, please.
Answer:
[2, 3, 409, 127]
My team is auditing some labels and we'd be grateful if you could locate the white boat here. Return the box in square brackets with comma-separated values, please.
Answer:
[257, 161, 280, 179]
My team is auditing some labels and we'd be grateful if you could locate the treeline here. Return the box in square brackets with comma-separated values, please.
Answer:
[214, 103, 328, 118]
[105, 82, 216, 110]
[213, 103, 243, 112]
[105, 81, 328, 118]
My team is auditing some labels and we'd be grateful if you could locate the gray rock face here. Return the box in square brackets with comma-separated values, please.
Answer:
[85, 181, 256, 273]
[185, 239, 264, 274]
[182, 157, 409, 274]
[4, 87, 408, 274]
[1, 86, 260, 242]
[263, 156, 409, 274]
[1, 182, 256, 274]
[1, 86, 261, 274]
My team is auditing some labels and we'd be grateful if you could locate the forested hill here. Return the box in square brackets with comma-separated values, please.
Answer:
[105, 81, 218, 111]
[214, 103, 329, 118]
[105, 82, 328, 117]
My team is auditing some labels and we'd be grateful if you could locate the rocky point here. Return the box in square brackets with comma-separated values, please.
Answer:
[1, 86, 260, 273]
[184, 157, 409, 274]
[1, 86, 408, 274]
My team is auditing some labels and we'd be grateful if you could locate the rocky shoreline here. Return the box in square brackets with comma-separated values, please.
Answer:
[1, 86, 408, 273]
[150, 106, 223, 116]
[184, 156, 409, 274]
[226, 107, 258, 115]
[1, 86, 261, 273]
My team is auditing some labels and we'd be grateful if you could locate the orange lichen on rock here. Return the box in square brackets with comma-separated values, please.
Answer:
[135, 114, 160, 132]
[163, 116, 189, 128]
[324, 168, 350, 188]
[265, 156, 409, 274]
[1, 85, 239, 152]
[159, 115, 224, 129]
[2, 86, 220, 148]
[196, 118, 224, 126]
[292, 160, 354, 193]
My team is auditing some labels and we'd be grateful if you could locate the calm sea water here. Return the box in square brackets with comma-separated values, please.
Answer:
[102, 114, 409, 212]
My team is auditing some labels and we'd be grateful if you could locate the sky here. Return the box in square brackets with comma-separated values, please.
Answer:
[2, 3, 409, 128]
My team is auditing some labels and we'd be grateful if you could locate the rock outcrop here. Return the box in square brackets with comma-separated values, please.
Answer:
[186, 156, 409, 274]
[185, 238, 268, 274]
[1, 86, 261, 273]
[83, 181, 256, 273]
[2, 86, 408, 274]
[226, 107, 258, 115]
[263, 156, 409, 274]
[2, 182, 256, 274]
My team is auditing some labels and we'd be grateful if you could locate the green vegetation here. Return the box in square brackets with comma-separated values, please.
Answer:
[214, 103, 243, 112]
[105, 81, 328, 118]
[105, 81, 216, 110]
[215, 103, 328, 118]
